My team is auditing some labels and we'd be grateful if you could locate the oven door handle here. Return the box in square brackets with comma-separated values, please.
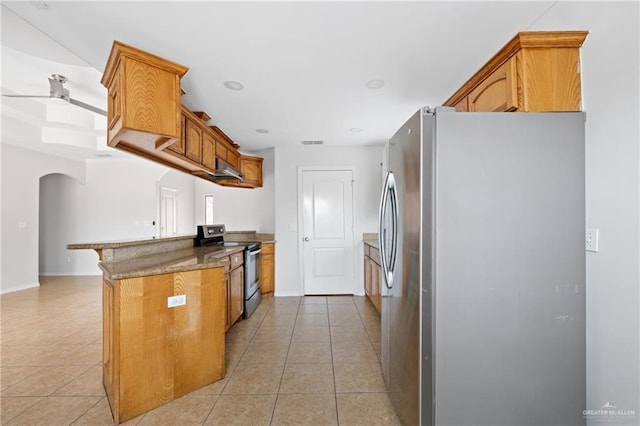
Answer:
[248, 248, 262, 255]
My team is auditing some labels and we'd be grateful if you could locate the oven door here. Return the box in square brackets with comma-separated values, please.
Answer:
[244, 245, 262, 298]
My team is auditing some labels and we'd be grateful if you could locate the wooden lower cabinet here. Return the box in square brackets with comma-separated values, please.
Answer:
[225, 252, 244, 331]
[261, 243, 275, 294]
[363, 243, 381, 314]
[102, 268, 225, 424]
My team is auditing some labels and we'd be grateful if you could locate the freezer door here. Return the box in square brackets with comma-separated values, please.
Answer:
[382, 109, 424, 426]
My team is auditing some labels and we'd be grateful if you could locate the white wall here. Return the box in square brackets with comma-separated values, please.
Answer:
[194, 148, 275, 233]
[37, 158, 196, 277]
[534, 2, 640, 420]
[2, 145, 197, 289]
[1, 145, 85, 292]
[274, 145, 383, 296]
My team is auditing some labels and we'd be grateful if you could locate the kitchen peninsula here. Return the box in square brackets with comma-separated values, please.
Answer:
[67, 233, 273, 424]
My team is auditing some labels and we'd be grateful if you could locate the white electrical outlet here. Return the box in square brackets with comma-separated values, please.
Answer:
[586, 228, 599, 252]
[167, 294, 186, 308]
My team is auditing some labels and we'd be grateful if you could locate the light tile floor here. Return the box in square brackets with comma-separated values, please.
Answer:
[1, 276, 400, 425]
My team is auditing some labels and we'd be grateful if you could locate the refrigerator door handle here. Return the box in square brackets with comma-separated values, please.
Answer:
[379, 171, 398, 289]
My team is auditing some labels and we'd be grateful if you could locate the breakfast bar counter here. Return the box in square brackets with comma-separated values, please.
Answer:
[68, 236, 231, 424]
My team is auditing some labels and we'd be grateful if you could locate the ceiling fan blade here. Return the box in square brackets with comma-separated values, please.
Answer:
[69, 98, 107, 116]
[2, 94, 51, 98]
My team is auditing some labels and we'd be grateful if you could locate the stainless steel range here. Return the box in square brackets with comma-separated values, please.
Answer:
[195, 224, 262, 319]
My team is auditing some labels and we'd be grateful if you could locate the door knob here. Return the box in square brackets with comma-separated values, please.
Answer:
[304, 237, 310, 241]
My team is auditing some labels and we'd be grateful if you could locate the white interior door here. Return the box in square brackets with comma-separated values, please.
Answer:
[301, 169, 355, 295]
[160, 186, 177, 237]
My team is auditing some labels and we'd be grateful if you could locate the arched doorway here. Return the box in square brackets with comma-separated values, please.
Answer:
[38, 172, 84, 277]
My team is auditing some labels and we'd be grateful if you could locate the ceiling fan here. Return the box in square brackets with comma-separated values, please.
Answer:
[2, 74, 106, 116]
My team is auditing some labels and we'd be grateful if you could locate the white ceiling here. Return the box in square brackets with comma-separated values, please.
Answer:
[1, 1, 561, 158]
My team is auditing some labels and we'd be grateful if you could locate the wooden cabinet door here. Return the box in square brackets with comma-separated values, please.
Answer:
[229, 267, 244, 326]
[201, 131, 215, 170]
[469, 58, 518, 112]
[372, 263, 381, 313]
[261, 243, 275, 294]
[453, 96, 469, 112]
[226, 149, 239, 168]
[366, 246, 382, 314]
[184, 116, 203, 163]
[224, 272, 231, 331]
[240, 156, 263, 188]
[364, 256, 372, 297]
[215, 141, 227, 162]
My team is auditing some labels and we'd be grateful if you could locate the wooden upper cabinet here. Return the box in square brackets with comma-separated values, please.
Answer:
[101, 41, 188, 150]
[468, 58, 518, 112]
[215, 140, 227, 162]
[101, 41, 264, 185]
[201, 132, 216, 170]
[444, 31, 588, 112]
[226, 149, 240, 169]
[238, 155, 263, 188]
[210, 126, 240, 168]
[452, 96, 469, 112]
[165, 108, 219, 172]
[218, 154, 263, 189]
[184, 114, 203, 163]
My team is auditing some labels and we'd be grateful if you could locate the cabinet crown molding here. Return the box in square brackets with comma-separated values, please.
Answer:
[101, 40, 189, 87]
[444, 30, 588, 108]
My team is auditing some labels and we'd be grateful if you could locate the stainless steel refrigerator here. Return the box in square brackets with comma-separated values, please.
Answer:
[378, 107, 585, 426]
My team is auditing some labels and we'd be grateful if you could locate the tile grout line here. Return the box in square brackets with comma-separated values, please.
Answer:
[268, 296, 301, 425]
[68, 395, 105, 425]
[202, 297, 272, 425]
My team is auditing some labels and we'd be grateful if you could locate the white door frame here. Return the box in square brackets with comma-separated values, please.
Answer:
[297, 166, 357, 295]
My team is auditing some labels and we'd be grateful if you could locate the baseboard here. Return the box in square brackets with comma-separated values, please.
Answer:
[39, 272, 101, 277]
[0, 281, 39, 295]
[274, 291, 367, 297]
[273, 290, 303, 297]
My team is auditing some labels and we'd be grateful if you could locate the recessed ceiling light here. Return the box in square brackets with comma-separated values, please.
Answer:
[350, 128, 363, 133]
[256, 129, 269, 134]
[365, 79, 385, 89]
[223, 81, 244, 91]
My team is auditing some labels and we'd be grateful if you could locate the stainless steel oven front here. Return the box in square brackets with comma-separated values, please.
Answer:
[243, 244, 262, 319]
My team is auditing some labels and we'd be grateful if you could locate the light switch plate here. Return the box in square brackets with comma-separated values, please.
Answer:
[168, 294, 186, 308]
[586, 228, 599, 252]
